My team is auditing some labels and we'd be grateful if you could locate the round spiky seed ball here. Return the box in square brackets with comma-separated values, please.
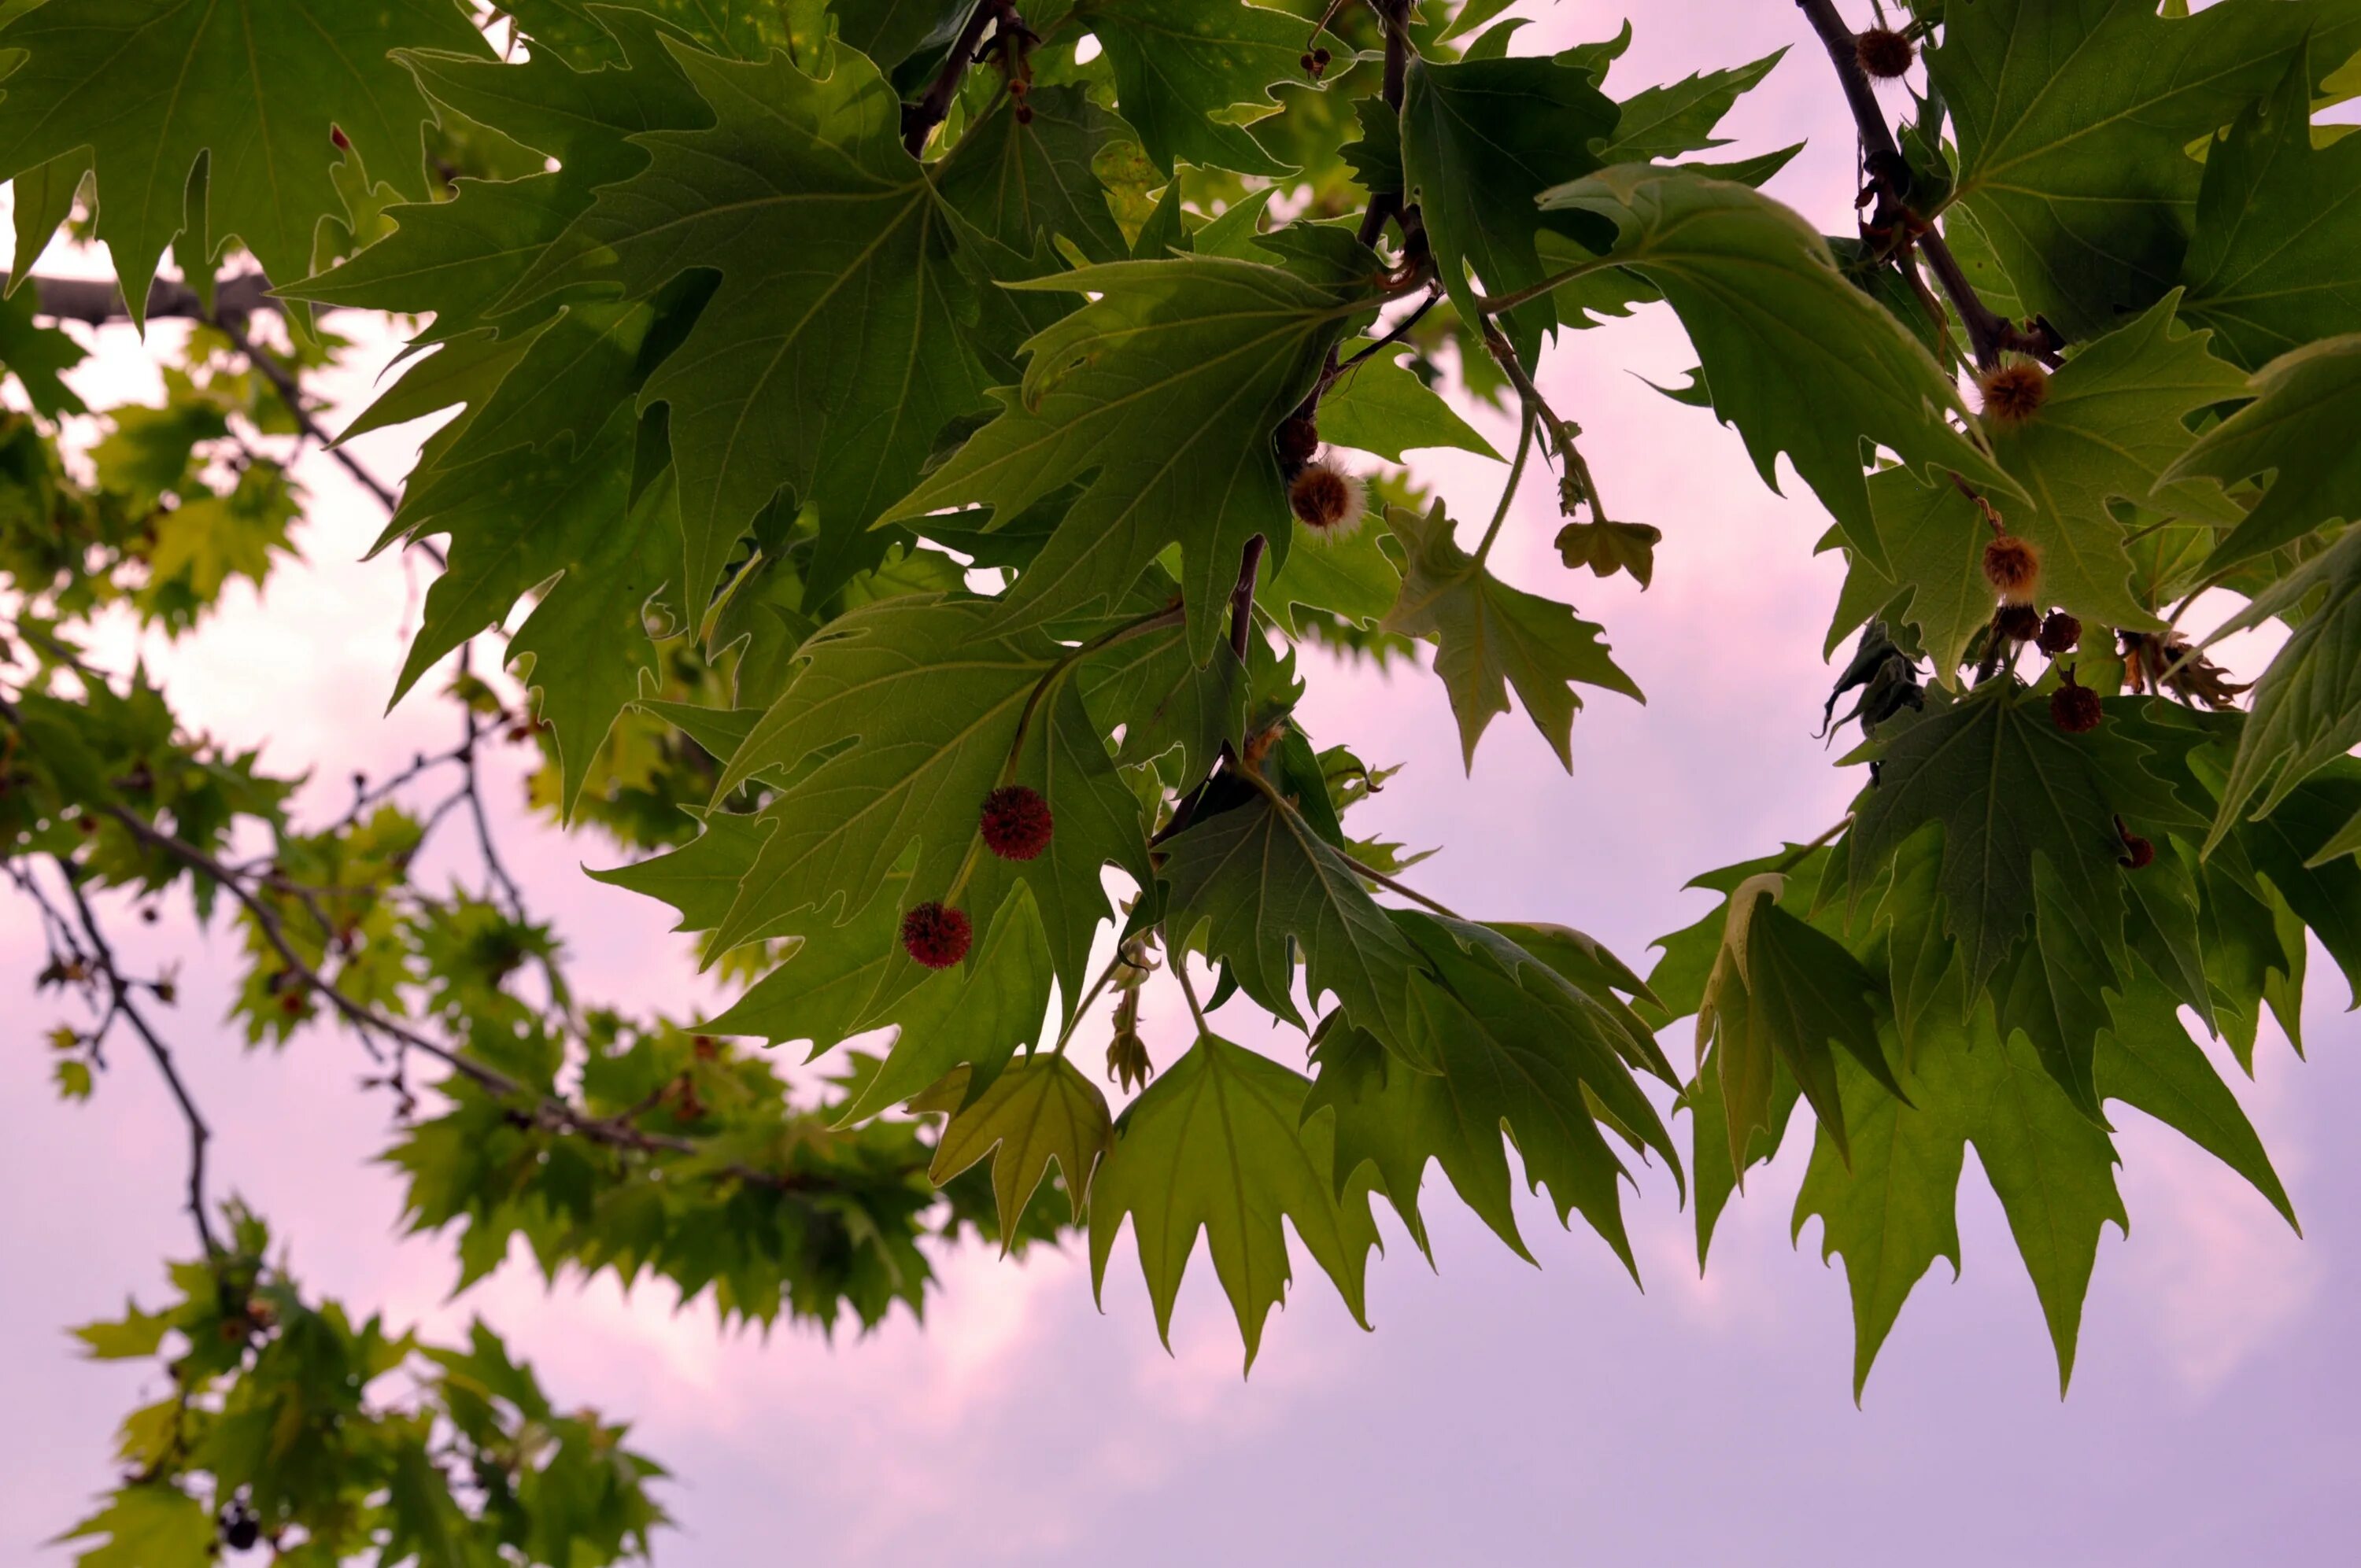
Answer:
[1855, 27, 1916, 79]
[1983, 533, 2043, 604]
[2119, 832, 2156, 870]
[2051, 670, 2103, 734]
[2037, 610, 2082, 656]
[900, 902, 972, 969]
[1978, 361, 2049, 427]
[1289, 459, 1365, 537]
[1014, 102, 1033, 124]
[980, 784, 1055, 860]
[1994, 602, 2041, 643]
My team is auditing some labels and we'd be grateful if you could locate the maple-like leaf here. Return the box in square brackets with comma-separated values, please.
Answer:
[2200, 529, 2361, 848]
[1158, 782, 1435, 1071]
[0, 0, 489, 327]
[882, 245, 1374, 659]
[915, 1053, 1112, 1239]
[1855, 295, 2247, 679]
[2181, 49, 2361, 368]
[1928, 0, 2361, 340]
[502, 0, 796, 67]
[1063, 0, 1320, 178]
[1088, 1031, 1382, 1371]
[2165, 333, 2361, 570]
[1540, 167, 2019, 567]
[54, 1482, 216, 1568]
[1317, 343, 1502, 463]
[1795, 1015, 2125, 1400]
[1380, 501, 1639, 770]
[1593, 50, 1786, 164]
[1400, 46, 1618, 352]
[1307, 909, 1677, 1274]
[511, 42, 992, 610]
[937, 85, 1129, 264]
[1847, 684, 2200, 998]
[707, 595, 1146, 1003]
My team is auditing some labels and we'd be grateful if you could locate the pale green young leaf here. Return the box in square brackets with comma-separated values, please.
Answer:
[1088, 1033, 1382, 1371]
[54, 1484, 215, 1568]
[1317, 344, 1502, 462]
[916, 1053, 1112, 1238]
[1381, 501, 1639, 771]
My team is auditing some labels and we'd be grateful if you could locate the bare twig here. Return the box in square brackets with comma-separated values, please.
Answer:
[216, 316, 404, 516]
[903, 0, 1014, 157]
[48, 858, 223, 1259]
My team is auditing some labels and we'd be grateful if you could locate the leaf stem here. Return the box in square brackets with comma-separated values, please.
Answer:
[903, 0, 1013, 159]
[1473, 407, 1537, 566]
[1482, 323, 1609, 524]
[1473, 256, 1616, 319]
[1169, 933, 1214, 1039]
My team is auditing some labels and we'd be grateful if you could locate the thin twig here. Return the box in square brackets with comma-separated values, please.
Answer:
[50, 858, 222, 1259]
[216, 316, 404, 515]
[1482, 324, 1609, 524]
[903, 0, 1011, 157]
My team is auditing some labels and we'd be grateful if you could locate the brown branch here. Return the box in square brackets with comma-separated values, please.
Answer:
[1229, 535, 1266, 661]
[1793, 0, 2053, 370]
[216, 316, 404, 516]
[49, 857, 223, 1260]
[9, 269, 286, 327]
[903, 0, 1012, 158]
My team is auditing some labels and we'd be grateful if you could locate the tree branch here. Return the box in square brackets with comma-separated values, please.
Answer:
[1792, 0, 2053, 370]
[48, 858, 223, 1260]
[903, 0, 1013, 158]
[8, 269, 287, 327]
[1229, 535, 1266, 661]
[216, 316, 404, 517]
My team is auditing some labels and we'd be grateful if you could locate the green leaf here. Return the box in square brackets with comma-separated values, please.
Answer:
[1848, 685, 2198, 994]
[1594, 50, 1786, 164]
[0, 286, 87, 418]
[1857, 295, 2247, 678]
[589, 809, 774, 936]
[1796, 1011, 2125, 1398]
[2099, 965, 2296, 1230]
[1078, 616, 1245, 785]
[829, 1, 973, 72]
[1381, 501, 1639, 770]
[503, 0, 796, 66]
[2202, 529, 2361, 845]
[1541, 167, 2020, 567]
[1929, 0, 2361, 340]
[883, 253, 1368, 659]
[0, 0, 489, 327]
[55, 1484, 216, 1568]
[708, 595, 1145, 1002]
[2167, 334, 2361, 570]
[1071, 0, 1318, 178]
[1317, 344, 1502, 462]
[937, 86, 1129, 264]
[1158, 781, 1433, 1069]
[1400, 47, 1618, 352]
[2182, 47, 2361, 367]
[512, 42, 992, 610]
[72, 1301, 172, 1360]
[916, 1053, 1112, 1238]
[1088, 1032, 1381, 1371]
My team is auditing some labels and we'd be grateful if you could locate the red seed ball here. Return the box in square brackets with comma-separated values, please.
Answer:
[2119, 833, 2156, 870]
[900, 902, 973, 969]
[2051, 678, 2103, 735]
[2037, 610, 2082, 656]
[1994, 603, 2041, 643]
[980, 784, 1055, 861]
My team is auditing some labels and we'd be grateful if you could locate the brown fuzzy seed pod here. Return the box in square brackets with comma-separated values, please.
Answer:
[1855, 27, 1916, 79]
[1978, 361, 2049, 427]
[1982, 534, 2043, 604]
[900, 902, 973, 969]
[1288, 460, 1364, 533]
[1994, 603, 2041, 643]
[2037, 610, 2082, 656]
[2051, 671, 2104, 734]
[979, 784, 1055, 861]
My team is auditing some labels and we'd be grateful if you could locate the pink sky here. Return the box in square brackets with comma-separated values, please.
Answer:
[4, 4, 2355, 1562]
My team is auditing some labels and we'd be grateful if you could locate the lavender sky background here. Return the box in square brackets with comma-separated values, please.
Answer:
[5, 3, 2357, 1562]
